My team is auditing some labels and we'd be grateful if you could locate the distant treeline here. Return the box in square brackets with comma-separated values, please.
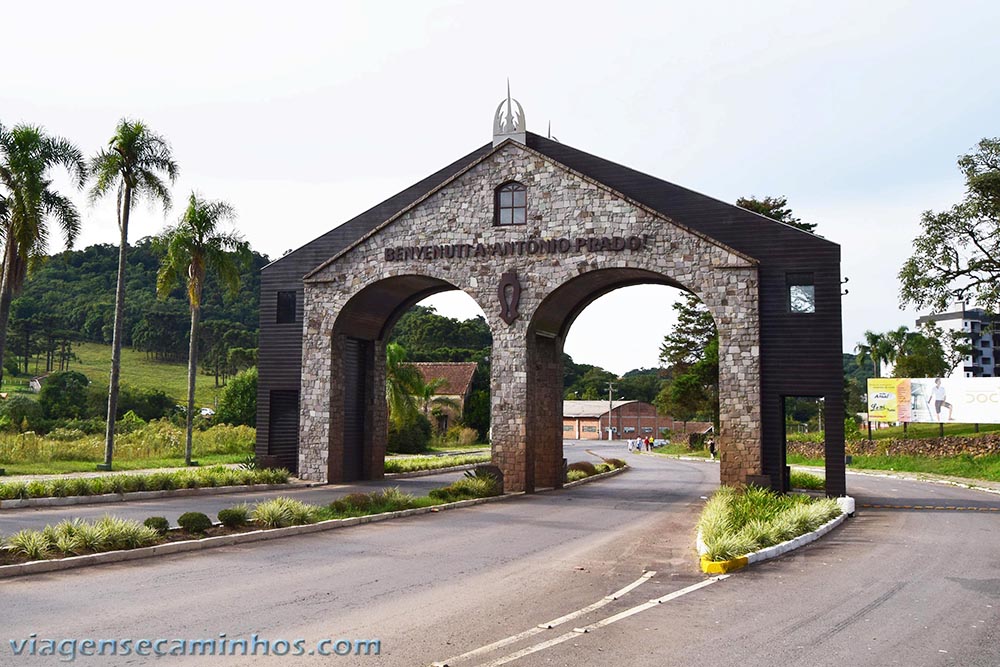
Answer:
[7, 240, 269, 384]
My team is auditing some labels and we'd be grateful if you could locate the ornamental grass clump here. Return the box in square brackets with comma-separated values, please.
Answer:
[429, 476, 501, 503]
[3, 516, 159, 562]
[250, 497, 317, 528]
[698, 485, 841, 562]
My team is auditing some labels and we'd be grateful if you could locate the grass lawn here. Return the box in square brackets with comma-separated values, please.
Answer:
[1, 453, 247, 476]
[788, 452, 1000, 483]
[651, 443, 711, 458]
[2, 341, 223, 408]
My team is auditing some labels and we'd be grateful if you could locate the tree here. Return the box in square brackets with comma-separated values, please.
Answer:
[657, 293, 719, 426]
[920, 322, 973, 376]
[216, 366, 257, 426]
[90, 119, 178, 469]
[854, 330, 892, 377]
[892, 332, 948, 378]
[736, 195, 817, 233]
[0, 123, 86, 386]
[412, 376, 459, 418]
[659, 293, 716, 369]
[900, 137, 1000, 312]
[385, 342, 421, 424]
[156, 193, 249, 466]
[38, 370, 90, 419]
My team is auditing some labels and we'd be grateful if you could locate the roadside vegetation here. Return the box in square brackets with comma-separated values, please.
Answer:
[789, 470, 825, 490]
[384, 453, 490, 474]
[698, 485, 841, 562]
[566, 458, 626, 482]
[0, 466, 287, 500]
[0, 478, 503, 565]
[0, 421, 254, 475]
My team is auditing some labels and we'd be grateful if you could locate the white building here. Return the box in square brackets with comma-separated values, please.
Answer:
[917, 305, 998, 378]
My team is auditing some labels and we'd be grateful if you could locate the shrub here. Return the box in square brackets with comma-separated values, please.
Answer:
[217, 504, 250, 529]
[116, 410, 147, 435]
[38, 371, 91, 420]
[567, 470, 588, 482]
[444, 425, 479, 447]
[567, 461, 598, 476]
[143, 517, 170, 536]
[429, 476, 500, 502]
[215, 367, 257, 427]
[0, 395, 43, 431]
[177, 511, 213, 534]
[603, 458, 627, 469]
[47, 427, 88, 442]
[387, 412, 432, 454]
[789, 471, 825, 490]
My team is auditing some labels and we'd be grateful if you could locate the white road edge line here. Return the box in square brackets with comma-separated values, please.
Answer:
[478, 575, 729, 667]
[430, 571, 657, 667]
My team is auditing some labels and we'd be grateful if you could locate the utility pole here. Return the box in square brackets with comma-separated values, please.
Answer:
[606, 382, 614, 440]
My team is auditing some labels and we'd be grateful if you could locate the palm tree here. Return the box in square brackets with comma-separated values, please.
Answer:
[385, 342, 421, 424]
[857, 330, 892, 377]
[0, 123, 86, 386]
[156, 193, 249, 466]
[414, 377, 459, 417]
[90, 119, 178, 469]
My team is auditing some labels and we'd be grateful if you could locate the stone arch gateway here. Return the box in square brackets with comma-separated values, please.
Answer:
[256, 116, 847, 497]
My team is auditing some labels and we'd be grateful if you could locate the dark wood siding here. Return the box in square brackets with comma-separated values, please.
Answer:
[342, 337, 369, 481]
[266, 390, 300, 472]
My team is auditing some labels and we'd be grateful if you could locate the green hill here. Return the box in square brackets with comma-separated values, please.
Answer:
[3, 341, 223, 409]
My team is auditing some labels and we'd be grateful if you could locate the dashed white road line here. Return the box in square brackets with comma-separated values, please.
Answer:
[431, 571, 656, 667]
[477, 575, 729, 667]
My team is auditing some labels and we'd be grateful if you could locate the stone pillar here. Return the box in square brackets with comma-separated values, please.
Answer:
[490, 332, 532, 492]
[711, 281, 763, 487]
[298, 304, 334, 482]
[325, 333, 346, 483]
[366, 343, 388, 480]
[527, 334, 564, 489]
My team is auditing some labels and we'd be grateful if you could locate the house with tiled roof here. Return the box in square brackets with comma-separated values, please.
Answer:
[406, 361, 478, 432]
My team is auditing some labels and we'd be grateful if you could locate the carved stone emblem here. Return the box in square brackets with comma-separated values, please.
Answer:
[498, 271, 521, 325]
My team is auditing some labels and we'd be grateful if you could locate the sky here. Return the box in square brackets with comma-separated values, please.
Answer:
[2, 1, 998, 375]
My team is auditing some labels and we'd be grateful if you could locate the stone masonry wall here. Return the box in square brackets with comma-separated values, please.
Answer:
[299, 142, 761, 489]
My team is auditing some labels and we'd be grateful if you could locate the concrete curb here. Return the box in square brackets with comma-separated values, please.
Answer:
[0, 492, 526, 580]
[697, 496, 854, 574]
[562, 465, 627, 488]
[0, 483, 312, 510]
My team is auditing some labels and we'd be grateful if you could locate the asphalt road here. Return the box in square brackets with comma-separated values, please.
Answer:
[2, 442, 1000, 667]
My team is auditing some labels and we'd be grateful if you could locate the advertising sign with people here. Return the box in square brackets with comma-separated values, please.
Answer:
[867, 377, 1000, 424]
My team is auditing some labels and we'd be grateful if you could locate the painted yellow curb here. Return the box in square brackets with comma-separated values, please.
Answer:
[700, 555, 748, 574]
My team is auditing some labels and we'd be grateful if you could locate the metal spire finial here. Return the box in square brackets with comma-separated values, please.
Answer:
[493, 81, 526, 146]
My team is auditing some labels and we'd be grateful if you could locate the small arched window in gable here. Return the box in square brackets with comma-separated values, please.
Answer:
[495, 181, 527, 226]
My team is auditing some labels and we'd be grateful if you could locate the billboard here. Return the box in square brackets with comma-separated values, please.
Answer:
[867, 377, 1000, 424]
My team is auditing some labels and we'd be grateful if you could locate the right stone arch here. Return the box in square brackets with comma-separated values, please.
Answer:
[520, 262, 762, 492]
